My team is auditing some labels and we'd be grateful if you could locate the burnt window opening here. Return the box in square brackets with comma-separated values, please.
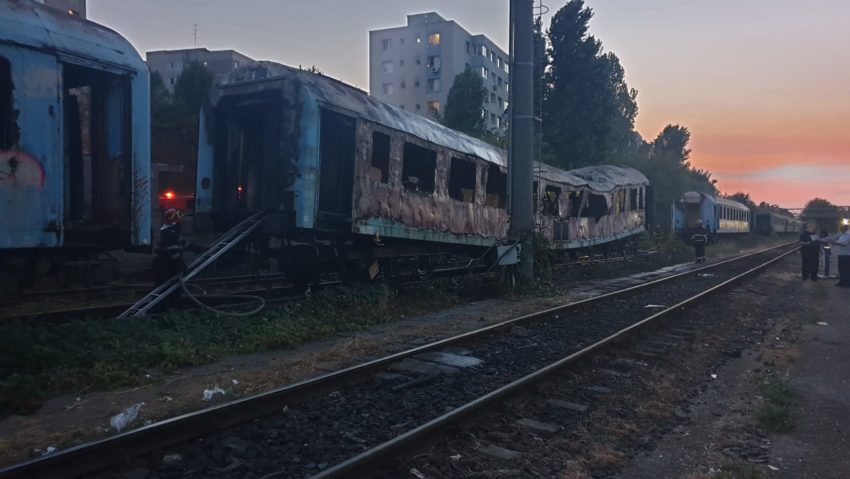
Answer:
[533, 181, 539, 210]
[318, 109, 356, 217]
[402, 142, 437, 193]
[485, 164, 507, 208]
[448, 157, 476, 202]
[0, 56, 19, 149]
[370, 131, 390, 183]
[569, 191, 583, 217]
[615, 190, 626, 213]
[543, 185, 561, 216]
[637, 187, 643, 209]
[582, 193, 609, 220]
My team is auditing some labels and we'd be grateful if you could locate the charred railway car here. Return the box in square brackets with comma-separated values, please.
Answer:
[194, 62, 650, 282]
[535, 164, 649, 256]
[0, 2, 151, 295]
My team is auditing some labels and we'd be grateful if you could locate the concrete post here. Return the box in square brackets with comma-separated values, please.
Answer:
[508, 0, 535, 280]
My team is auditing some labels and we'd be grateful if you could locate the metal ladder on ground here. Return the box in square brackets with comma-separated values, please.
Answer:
[116, 211, 266, 319]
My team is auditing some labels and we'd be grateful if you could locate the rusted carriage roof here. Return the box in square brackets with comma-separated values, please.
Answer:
[218, 61, 508, 167]
[0, 0, 145, 72]
[537, 163, 649, 193]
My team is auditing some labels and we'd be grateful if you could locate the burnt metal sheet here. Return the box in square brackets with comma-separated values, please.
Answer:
[218, 62, 507, 168]
[537, 163, 649, 193]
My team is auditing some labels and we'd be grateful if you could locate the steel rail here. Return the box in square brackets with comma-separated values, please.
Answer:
[311, 245, 800, 478]
[0, 242, 795, 479]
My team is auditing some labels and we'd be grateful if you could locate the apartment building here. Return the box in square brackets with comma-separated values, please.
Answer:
[369, 12, 510, 129]
[146, 48, 256, 92]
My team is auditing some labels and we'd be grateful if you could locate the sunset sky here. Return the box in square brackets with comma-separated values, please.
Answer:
[89, 0, 850, 209]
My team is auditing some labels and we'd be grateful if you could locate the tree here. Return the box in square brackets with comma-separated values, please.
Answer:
[174, 61, 215, 114]
[802, 198, 841, 232]
[727, 192, 757, 212]
[442, 69, 486, 137]
[651, 125, 692, 167]
[543, 0, 638, 169]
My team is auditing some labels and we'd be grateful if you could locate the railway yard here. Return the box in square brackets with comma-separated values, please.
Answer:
[3, 2, 850, 478]
[2, 235, 847, 478]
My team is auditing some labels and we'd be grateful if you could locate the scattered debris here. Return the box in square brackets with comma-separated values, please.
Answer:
[410, 467, 426, 478]
[202, 385, 226, 401]
[231, 379, 240, 385]
[816, 321, 828, 326]
[110, 403, 143, 432]
[41, 446, 58, 456]
[644, 304, 668, 309]
[711, 373, 718, 379]
[449, 454, 462, 461]
[768, 465, 780, 471]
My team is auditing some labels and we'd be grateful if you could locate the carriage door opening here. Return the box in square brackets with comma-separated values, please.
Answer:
[62, 63, 131, 246]
[214, 94, 282, 215]
[317, 109, 355, 226]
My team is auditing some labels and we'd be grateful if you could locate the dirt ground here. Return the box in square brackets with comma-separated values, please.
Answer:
[615, 266, 850, 478]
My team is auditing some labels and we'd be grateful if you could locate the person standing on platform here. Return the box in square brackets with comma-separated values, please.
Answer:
[690, 220, 709, 264]
[831, 224, 850, 287]
[799, 223, 820, 281]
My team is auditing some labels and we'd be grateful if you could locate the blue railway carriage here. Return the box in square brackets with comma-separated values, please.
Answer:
[535, 164, 649, 253]
[754, 211, 802, 235]
[0, 3, 151, 294]
[672, 192, 750, 236]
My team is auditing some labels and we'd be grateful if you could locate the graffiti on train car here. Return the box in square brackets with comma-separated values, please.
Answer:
[0, 150, 44, 187]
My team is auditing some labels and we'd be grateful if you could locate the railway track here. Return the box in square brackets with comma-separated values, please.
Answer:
[0, 241, 797, 479]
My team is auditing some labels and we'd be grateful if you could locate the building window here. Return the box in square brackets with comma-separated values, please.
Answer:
[414, 80, 420, 88]
[370, 131, 390, 184]
[169, 77, 175, 85]
[402, 142, 437, 193]
[504, 63, 510, 74]
[382, 38, 392, 51]
[416, 104, 421, 110]
[382, 83, 394, 95]
[481, 67, 488, 79]
[381, 61, 394, 73]
[490, 113, 497, 126]
[427, 78, 441, 92]
[401, 81, 406, 89]
[497, 57, 503, 69]
[485, 164, 507, 209]
[428, 32, 441, 46]
[415, 57, 421, 65]
[448, 157, 477, 203]
[466, 41, 472, 54]
[479, 45, 488, 57]
[427, 100, 441, 115]
[489, 52, 496, 63]
[0, 56, 19, 149]
[490, 92, 496, 104]
[426, 55, 441, 72]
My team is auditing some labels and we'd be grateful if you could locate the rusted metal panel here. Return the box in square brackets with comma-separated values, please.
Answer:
[0, 45, 62, 249]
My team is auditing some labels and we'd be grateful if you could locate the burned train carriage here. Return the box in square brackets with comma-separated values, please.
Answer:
[535, 164, 649, 254]
[0, 2, 150, 293]
[194, 62, 649, 280]
[194, 62, 509, 280]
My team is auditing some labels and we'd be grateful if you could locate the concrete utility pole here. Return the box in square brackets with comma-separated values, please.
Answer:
[508, 0, 535, 280]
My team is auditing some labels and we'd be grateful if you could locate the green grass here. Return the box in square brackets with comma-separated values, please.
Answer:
[716, 463, 768, 479]
[0, 282, 460, 416]
[756, 379, 795, 433]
